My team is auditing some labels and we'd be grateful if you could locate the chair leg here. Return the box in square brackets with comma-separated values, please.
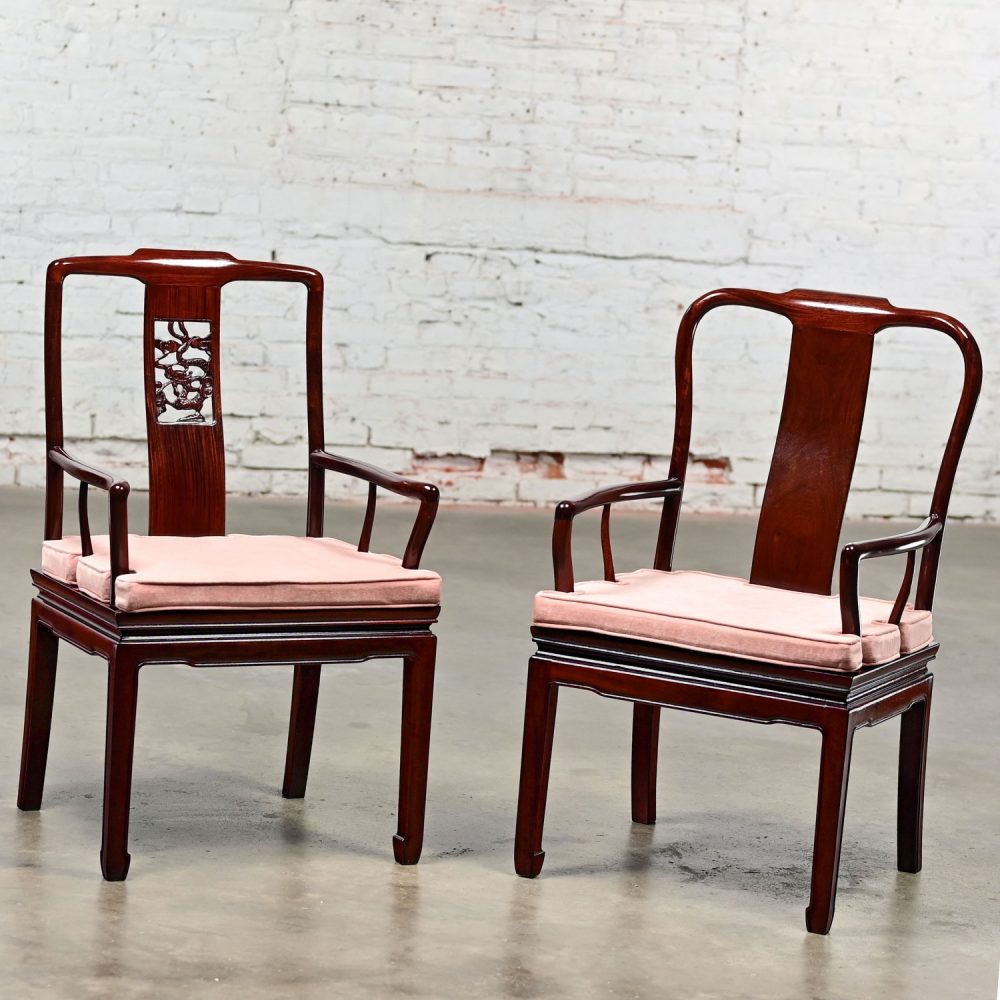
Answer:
[514, 657, 560, 878]
[393, 637, 436, 865]
[897, 682, 932, 873]
[805, 714, 855, 934]
[17, 606, 60, 812]
[101, 648, 142, 881]
[282, 664, 322, 799]
[631, 703, 660, 824]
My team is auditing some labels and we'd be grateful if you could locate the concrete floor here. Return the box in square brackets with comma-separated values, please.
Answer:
[0, 485, 997, 999]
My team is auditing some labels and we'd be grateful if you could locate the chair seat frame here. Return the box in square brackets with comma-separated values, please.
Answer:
[514, 287, 981, 934]
[23, 574, 438, 880]
[517, 627, 933, 934]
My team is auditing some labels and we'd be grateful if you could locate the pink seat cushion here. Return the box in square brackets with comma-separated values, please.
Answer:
[41, 535, 111, 584]
[43, 534, 440, 612]
[534, 569, 933, 673]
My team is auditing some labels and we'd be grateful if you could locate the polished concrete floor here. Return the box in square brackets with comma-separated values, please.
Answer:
[0, 485, 997, 999]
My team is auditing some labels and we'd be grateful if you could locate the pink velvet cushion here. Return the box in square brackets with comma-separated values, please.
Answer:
[43, 534, 440, 612]
[534, 569, 933, 673]
[41, 535, 111, 584]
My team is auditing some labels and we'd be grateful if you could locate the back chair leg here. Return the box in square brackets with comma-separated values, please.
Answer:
[631, 703, 660, 824]
[101, 648, 142, 881]
[17, 603, 60, 812]
[282, 663, 322, 798]
[514, 657, 560, 878]
[393, 637, 436, 865]
[806, 713, 856, 934]
[897, 681, 933, 873]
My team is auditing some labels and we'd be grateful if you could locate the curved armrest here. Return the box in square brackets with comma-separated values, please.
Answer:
[552, 478, 683, 592]
[309, 449, 440, 568]
[838, 515, 943, 634]
[49, 446, 119, 490]
[48, 446, 131, 603]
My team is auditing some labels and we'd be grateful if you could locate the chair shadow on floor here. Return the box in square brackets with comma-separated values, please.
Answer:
[30, 766, 398, 866]
[540, 811, 897, 906]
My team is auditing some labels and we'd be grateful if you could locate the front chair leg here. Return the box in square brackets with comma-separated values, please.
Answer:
[897, 681, 933, 873]
[101, 648, 142, 881]
[631, 703, 660, 824]
[282, 663, 322, 798]
[806, 714, 855, 934]
[393, 636, 436, 865]
[17, 603, 60, 811]
[514, 657, 560, 878]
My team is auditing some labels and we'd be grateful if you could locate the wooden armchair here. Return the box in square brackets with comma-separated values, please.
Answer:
[18, 249, 441, 880]
[514, 288, 982, 933]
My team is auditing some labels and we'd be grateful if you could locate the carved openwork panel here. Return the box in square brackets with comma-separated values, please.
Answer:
[153, 320, 214, 424]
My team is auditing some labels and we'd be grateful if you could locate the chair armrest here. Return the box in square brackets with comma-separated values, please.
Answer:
[310, 449, 438, 501]
[552, 478, 683, 592]
[554, 478, 684, 518]
[838, 516, 943, 635]
[48, 446, 131, 603]
[49, 446, 119, 491]
[309, 449, 440, 568]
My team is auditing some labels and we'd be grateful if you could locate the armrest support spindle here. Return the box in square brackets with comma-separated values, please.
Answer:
[600, 504, 615, 582]
[48, 446, 131, 604]
[551, 478, 683, 592]
[309, 450, 439, 568]
[358, 483, 377, 552]
[838, 516, 943, 635]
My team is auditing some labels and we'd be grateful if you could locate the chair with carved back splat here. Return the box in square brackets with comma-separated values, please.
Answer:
[514, 288, 981, 933]
[18, 249, 442, 880]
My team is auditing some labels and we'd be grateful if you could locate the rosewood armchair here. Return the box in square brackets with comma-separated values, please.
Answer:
[514, 288, 981, 933]
[18, 249, 441, 880]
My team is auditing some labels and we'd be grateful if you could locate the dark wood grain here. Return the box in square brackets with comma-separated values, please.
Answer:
[806, 712, 855, 934]
[551, 478, 682, 592]
[101, 645, 142, 881]
[663, 287, 982, 602]
[750, 323, 874, 594]
[630, 703, 660, 825]
[897, 681, 932, 873]
[838, 516, 943, 634]
[513, 656, 560, 879]
[518, 286, 982, 934]
[518, 630, 935, 934]
[16, 603, 60, 812]
[282, 664, 323, 799]
[21, 247, 443, 880]
[309, 449, 440, 568]
[143, 283, 226, 536]
[393, 636, 437, 865]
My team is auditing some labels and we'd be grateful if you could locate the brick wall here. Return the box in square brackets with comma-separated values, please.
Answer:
[1, 1, 996, 518]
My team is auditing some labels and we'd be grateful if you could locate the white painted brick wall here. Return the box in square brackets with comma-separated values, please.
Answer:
[1, 0, 997, 519]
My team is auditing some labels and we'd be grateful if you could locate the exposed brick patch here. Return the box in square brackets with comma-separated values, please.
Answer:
[411, 454, 486, 476]
[515, 451, 565, 479]
[691, 454, 733, 485]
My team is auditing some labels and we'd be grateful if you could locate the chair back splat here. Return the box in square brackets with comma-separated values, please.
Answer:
[43, 248, 324, 539]
[659, 288, 983, 601]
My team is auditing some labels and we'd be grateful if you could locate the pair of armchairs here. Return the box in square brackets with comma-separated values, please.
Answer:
[18, 250, 981, 934]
